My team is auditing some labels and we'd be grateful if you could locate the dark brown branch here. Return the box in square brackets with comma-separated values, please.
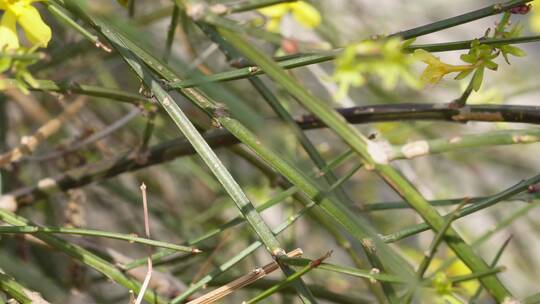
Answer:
[3, 103, 540, 206]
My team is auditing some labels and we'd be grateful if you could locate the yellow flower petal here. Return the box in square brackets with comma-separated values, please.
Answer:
[258, 3, 290, 18]
[415, 49, 472, 84]
[532, 13, 540, 32]
[16, 4, 51, 47]
[0, 10, 19, 50]
[413, 49, 440, 65]
[420, 66, 446, 84]
[530, 0, 540, 32]
[265, 17, 282, 32]
[291, 1, 321, 28]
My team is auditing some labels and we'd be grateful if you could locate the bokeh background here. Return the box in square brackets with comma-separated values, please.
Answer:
[1, 0, 539, 303]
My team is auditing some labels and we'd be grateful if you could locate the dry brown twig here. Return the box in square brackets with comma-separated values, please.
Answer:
[132, 182, 153, 304]
[191, 230, 232, 284]
[2, 84, 50, 124]
[187, 248, 304, 304]
[0, 96, 87, 169]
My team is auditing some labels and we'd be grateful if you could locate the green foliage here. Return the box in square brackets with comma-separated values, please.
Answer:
[0, 1, 539, 304]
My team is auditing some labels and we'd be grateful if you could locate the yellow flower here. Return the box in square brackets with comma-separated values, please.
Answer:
[258, 1, 321, 32]
[531, 0, 540, 32]
[414, 49, 473, 84]
[0, 0, 51, 51]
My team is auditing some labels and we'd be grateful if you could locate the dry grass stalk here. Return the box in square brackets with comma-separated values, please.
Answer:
[133, 183, 153, 304]
[0, 96, 86, 168]
[187, 248, 304, 304]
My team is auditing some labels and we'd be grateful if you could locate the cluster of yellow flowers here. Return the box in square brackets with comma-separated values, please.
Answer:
[0, 0, 51, 51]
[258, 1, 321, 32]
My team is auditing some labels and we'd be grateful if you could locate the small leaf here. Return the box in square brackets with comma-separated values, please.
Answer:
[472, 67, 484, 92]
[402, 38, 416, 48]
[484, 60, 498, 71]
[460, 53, 476, 64]
[504, 45, 527, 57]
[0, 57, 11, 73]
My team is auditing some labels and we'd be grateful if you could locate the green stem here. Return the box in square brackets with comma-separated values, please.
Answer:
[171, 188, 322, 303]
[1, 78, 148, 104]
[0, 53, 46, 61]
[389, 0, 533, 39]
[283, 258, 404, 283]
[164, 4, 180, 62]
[416, 203, 466, 279]
[243, 252, 332, 304]
[124, 150, 354, 270]
[363, 194, 532, 212]
[388, 128, 540, 161]
[74, 7, 415, 286]
[217, 27, 511, 301]
[45, 2, 111, 52]
[166, 35, 540, 89]
[227, 0, 297, 13]
[382, 176, 540, 243]
[0, 226, 199, 253]
[64, 5, 317, 303]
[208, 276, 369, 304]
[402, 203, 467, 303]
[0, 209, 166, 303]
[448, 266, 506, 285]
[470, 236, 513, 303]
[430, 200, 540, 277]
[0, 272, 44, 304]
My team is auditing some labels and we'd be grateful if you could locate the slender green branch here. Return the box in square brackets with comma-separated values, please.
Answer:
[401, 203, 467, 303]
[171, 187, 323, 303]
[283, 258, 405, 283]
[389, 0, 534, 39]
[430, 200, 540, 277]
[166, 35, 540, 89]
[226, 0, 297, 13]
[243, 252, 332, 304]
[45, 2, 111, 52]
[416, 203, 466, 279]
[1, 79, 148, 104]
[0, 209, 166, 303]
[124, 150, 355, 270]
[208, 276, 370, 304]
[5, 114, 540, 207]
[470, 236, 513, 303]
[164, 4, 180, 62]
[197, 22, 358, 234]
[217, 27, 511, 301]
[0, 226, 200, 253]
[64, 5, 317, 303]
[0, 272, 48, 304]
[448, 266, 506, 285]
[65, 6, 416, 287]
[382, 176, 540, 243]
[388, 128, 540, 161]
[363, 194, 533, 212]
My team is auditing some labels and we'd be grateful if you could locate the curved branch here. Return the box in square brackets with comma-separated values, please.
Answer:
[2, 103, 540, 206]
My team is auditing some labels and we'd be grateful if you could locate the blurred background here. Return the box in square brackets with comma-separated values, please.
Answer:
[1, 0, 539, 303]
